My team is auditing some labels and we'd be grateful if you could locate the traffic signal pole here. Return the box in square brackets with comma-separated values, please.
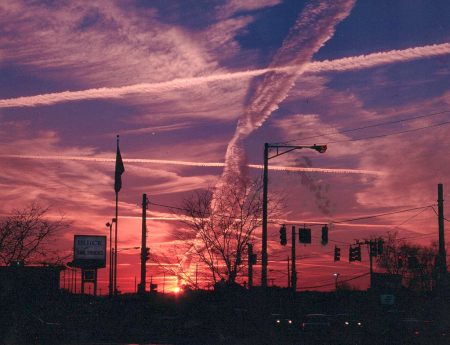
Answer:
[262, 144, 269, 288]
[261, 143, 327, 288]
[291, 226, 297, 293]
[438, 184, 447, 278]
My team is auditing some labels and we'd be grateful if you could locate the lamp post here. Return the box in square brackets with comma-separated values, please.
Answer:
[106, 218, 116, 297]
[261, 143, 327, 288]
[333, 273, 340, 291]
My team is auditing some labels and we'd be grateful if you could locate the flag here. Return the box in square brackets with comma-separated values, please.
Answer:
[114, 143, 125, 193]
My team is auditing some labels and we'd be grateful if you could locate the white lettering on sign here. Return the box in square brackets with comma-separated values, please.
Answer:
[74, 235, 106, 263]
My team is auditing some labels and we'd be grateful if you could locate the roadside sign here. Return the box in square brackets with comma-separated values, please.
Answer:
[73, 235, 107, 268]
[380, 294, 396, 305]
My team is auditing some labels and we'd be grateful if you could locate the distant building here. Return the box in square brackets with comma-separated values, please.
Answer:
[0, 264, 62, 298]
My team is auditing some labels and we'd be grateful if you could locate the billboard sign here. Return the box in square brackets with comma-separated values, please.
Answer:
[73, 235, 107, 268]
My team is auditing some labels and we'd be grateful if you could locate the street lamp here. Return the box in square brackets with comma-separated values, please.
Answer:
[106, 218, 116, 297]
[261, 143, 327, 288]
[333, 273, 340, 291]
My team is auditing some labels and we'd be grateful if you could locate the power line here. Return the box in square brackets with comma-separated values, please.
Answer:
[328, 119, 450, 144]
[331, 205, 435, 224]
[298, 272, 370, 290]
[279, 109, 450, 145]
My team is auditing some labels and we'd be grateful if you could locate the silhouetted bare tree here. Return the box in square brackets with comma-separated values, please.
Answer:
[171, 175, 280, 286]
[0, 204, 69, 266]
[376, 232, 437, 291]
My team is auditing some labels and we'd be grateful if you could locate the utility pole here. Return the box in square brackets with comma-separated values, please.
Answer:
[261, 143, 327, 288]
[262, 143, 269, 288]
[138, 193, 148, 294]
[369, 243, 373, 289]
[437, 183, 447, 280]
[248, 243, 254, 289]
[287, 256, 290, 289]
[291, 226, 297, 293]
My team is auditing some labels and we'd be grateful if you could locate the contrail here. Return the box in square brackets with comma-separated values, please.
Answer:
[307, 42, 450, 73]
[0, 154, 383, 175]
[0, 43, 448, 108]
[222, 0, 356, 177]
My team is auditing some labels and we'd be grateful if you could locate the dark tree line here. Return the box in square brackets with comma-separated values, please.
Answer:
[377, 232, 440, 292]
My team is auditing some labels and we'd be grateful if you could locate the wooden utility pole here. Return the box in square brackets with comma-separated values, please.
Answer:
[138, 193, 148, 294]
[438, 184, 447, 279]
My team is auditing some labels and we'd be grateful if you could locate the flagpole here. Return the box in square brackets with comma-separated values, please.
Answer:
[114, 189, 118, 295]
[114, 134, 119, 295]
[113, 134, 125, 296]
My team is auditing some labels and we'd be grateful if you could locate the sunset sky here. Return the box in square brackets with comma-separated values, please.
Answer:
[1, 0, 450, 294]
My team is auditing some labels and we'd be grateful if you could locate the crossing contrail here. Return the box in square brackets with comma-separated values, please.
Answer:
[0, 42, 448, 109]
[222, 0, 356, 177]
[0, 154, 383, 175]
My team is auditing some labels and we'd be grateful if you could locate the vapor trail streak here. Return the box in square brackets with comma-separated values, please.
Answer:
[0, 43, 448, 108]
[222, 0, 356, 177]
[0, 154, 382, 175]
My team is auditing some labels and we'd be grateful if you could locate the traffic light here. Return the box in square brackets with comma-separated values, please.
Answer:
[321, 225, 329, 245]
[349, 246, 355, 262]
[334, 246, 341, 261]
[354, 246, 361, 261]
[349, 245, 362, 262]
[313, 144, 327, 153]
[251, 254, 257, 265]
[377, 239, 384, 255]
[299, 228, 311, 244]
[279, 225, 287, 246]
[370, 241, 377, 257]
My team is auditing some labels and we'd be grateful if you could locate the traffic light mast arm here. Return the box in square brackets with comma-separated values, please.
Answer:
[268, 144, 327, 160]
[261, 142, 327, 289]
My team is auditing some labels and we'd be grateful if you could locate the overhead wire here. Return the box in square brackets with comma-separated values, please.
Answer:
[298, 272, 370, 290]
[278, 109, 450, 145]
[328, 119, 450, 144]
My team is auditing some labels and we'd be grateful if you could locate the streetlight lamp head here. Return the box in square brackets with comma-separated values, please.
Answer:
[312, 144, 327, 153]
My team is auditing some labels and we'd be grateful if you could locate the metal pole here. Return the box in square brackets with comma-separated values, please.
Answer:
[81, 269, 85, 294]
[438, 184, 447, 276]
[139, 193, 147, 294]
[114, 192, 119, 295]
[262, 143, 269, 288]
[369, 243, 373, 289]
[94, 269, 97, 296]
[109, 222, 113, 297]
[291, 226, 297, 293]
[287, 256, 290, 289]
[248, 243, 253, 289]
